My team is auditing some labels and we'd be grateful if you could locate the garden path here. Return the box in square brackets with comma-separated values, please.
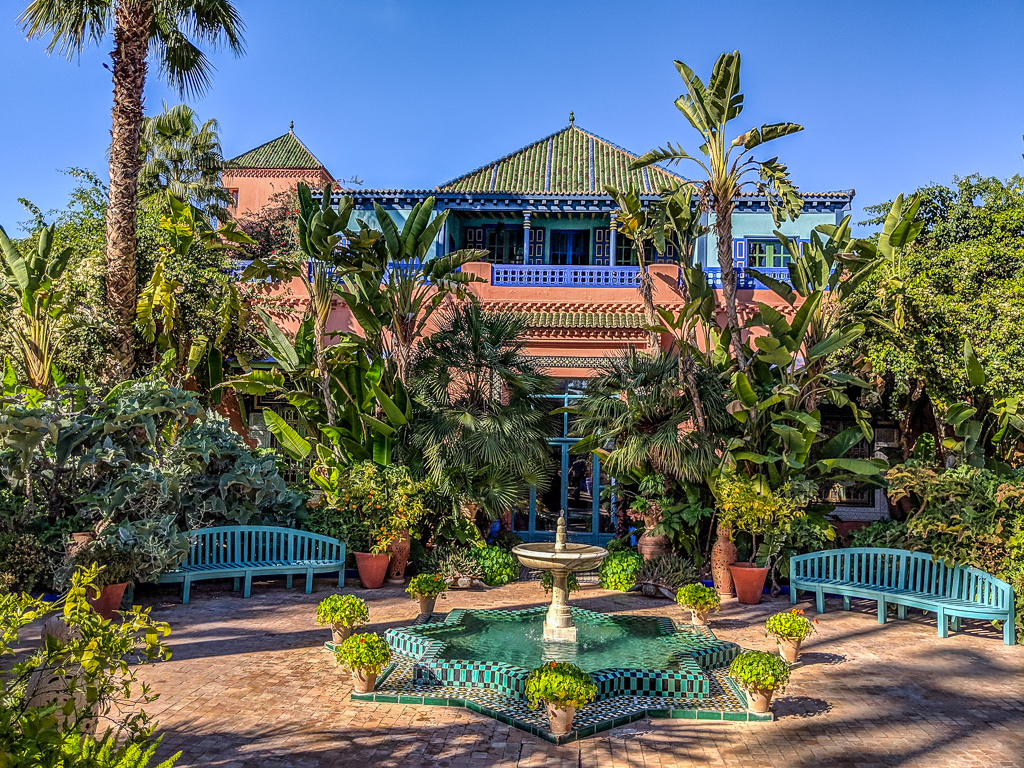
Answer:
[129, 577, 1023, 768]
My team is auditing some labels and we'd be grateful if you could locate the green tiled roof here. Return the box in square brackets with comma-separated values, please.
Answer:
[516, 310, 646, 329]
[228, 126, 328, 170]
[437, 123, 685, 195]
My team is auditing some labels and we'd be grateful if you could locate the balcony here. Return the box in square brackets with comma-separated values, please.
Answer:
[704, 266, 790, 290]
[491, 265, 642, 288]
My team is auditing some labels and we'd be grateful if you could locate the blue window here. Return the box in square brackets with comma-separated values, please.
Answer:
[550, 230, 590, 266]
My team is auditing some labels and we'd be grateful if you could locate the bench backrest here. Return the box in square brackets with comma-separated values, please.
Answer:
[184, 526, 345, 567]
[790, 548, 1012, 609]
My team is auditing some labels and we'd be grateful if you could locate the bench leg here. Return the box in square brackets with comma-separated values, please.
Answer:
[937, 608, 948, 638]
[286, 574, 293, 590]
[951, 616, 961, 634]
[244, 572, 253, 598]
[338, 569, 344, 589]
[842, 596, 851, 611]
[790, 586, 798, 605]
[877, 598, 887, 624]
[233, 578, 240, 592]
[897, 604, 907, 621]
[182, 577, 191, 605]
[815, 588, 825, 614]
[305, 569, 314, 594]
[1004, 618, 1016, 646]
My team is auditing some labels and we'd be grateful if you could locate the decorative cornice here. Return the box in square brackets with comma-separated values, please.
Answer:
[222, 167, 334, 180]
[528, 355, 617, 369]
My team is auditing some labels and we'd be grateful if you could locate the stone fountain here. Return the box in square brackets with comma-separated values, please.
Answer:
[512, 513, 609, 641]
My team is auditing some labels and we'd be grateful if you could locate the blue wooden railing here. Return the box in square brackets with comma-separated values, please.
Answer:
[491, 265, 642, 288]
[701, 267, 790, 290]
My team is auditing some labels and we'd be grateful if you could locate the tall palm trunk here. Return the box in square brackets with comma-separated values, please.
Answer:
[713, 196, 747, 369]
[106, 0, 153, 379]
[635, 242, 660, 354]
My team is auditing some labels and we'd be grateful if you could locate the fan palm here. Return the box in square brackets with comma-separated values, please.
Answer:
[20, 0, 246, 379]
[631, 51, 803, 370]
[568, 350, 729, 483]
[139, 102, 233, 225]
[407, 304, 555, 519]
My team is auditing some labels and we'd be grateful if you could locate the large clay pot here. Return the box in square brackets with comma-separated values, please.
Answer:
[88, 582, 128, 620]
[691, 608, 710, 627]
[545, 702, 576, 735]
[637, 533, 671, 561]
[351, 668, 377, 693]
[386, 530, 412, 585]
[747, 687, 775, 713]
[728, 562, 769, 605]
[778, 638, 802, 663]
[418, 595, 437, 616]
[331, 623, 353, 645]
[354, 552, 391, 590]
[710, 524, 738, 596]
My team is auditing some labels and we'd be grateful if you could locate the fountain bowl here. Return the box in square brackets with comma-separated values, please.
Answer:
[512, 541, 609, 573]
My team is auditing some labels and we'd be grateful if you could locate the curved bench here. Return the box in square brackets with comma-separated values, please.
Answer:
[158, 526, 346, 603]
[790, 547, 1015, 645]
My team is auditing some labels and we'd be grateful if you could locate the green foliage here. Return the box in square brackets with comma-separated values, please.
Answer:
[422, 545, 483, 583]
[0, 566, 172, 762]
[598, 551, 641, 591]
[728, 650, 791, 693]
[714, 474, 804, 539]
[635, 555, 699, 590]
[605, 536, 634, 553]
[334, 633, 391, 674]
[675, 583, 720, 612]
[912, 434, 936, 463]
[60, 516, 189, 588]
[316, 594, 369, 628]
[406, 574, 449, 599]
[493, 531, 524, 552]
[470, 546, 519, 587]
[765, 608, 816, 641]
[541, 571, 580, 594]
[524, 662, 597, 710]
[631, 476, 713, 561]
[850, 519, 911, 549]
[0, 532, 50, 594]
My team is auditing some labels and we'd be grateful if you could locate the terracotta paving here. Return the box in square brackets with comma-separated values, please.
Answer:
[116, 577, 1024, 766]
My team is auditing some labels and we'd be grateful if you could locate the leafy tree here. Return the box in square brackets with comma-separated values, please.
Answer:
[20, 0, 246, 378]
[139, 102, 234, 225]
[407, 304, 555, 519]
[632, 51, 803, 369]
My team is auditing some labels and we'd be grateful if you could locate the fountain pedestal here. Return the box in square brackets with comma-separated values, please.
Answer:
[544, 570, 577, 642]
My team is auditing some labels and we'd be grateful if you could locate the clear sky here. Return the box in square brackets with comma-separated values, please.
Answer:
[1, 0, 1022, 234]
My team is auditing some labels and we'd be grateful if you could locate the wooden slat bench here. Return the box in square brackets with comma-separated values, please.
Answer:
[158, 526, 346, 603]
[790, 547, 1016, 645]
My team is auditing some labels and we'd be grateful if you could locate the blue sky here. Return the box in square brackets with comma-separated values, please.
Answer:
[1, 0, 1022, 234]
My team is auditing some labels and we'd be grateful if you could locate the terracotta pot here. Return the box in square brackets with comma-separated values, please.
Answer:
[747, 687, 775, 713]
[728, 563, 770, 605]
[691, 608, 710, 627]
[710, 524, 738, 596]
[351, 668, 377, 693]
[545, 702, 576, 735]
[778, 637, 802, 663]
[386, 530, 412, 585]
[637, 533, 671, 561]
[331, 623, 353, 646]
[88, 582, 128, 621]
[354, 552, 391, 589]
[418, 595, 437, 616]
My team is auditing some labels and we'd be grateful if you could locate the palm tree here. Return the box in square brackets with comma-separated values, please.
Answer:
[139, 102, 234, 225]
[20, 0, 245, 379]
[568, 350, 729, 484]
[631, 51, 803, 370]
[407, 304, 554, 519]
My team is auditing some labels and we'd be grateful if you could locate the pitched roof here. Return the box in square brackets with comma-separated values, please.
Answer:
[228, 124, 329, 171]
[437, 123, 685, 195]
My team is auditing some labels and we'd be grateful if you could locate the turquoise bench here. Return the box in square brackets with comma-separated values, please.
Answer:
[790, 547, 1015, 646]
[158, 526, 346, 603]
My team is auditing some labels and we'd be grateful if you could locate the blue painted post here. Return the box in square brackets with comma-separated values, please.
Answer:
[609, 213, 617, 267]
[523, 211, 531, 265]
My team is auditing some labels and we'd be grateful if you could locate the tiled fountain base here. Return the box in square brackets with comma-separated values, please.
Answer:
[338, 610, 771, 744]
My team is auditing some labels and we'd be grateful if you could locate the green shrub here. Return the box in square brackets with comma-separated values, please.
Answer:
[0, 532, 50, 594]
[406, 574, 448, 599]
[598, 551, 641, 591]
[335, 633, 391, 674]
[424, 545, 483, 582]
[765, 608, 816, 641]
[316, 594, 369, 628]
[525, 662, 597, 710]
[493, 530, 524, 551]
[675, 583, 720, 612]
[541, 571, 580, 594]
[635, 555, 698, 589]
[470, 546, 519, 586]
[729, 650, 791, 694]
[850, 519, 911, 549]
[605, 536, 634, 553]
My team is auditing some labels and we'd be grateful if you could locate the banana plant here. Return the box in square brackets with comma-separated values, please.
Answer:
[337, 195, 486, 385]
[0, 221, 74, 389]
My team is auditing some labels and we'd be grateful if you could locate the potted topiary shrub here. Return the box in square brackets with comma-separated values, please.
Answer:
[765, 608, 816, 663]
[317, 594, 369, 645]
[525, 662, 598, 736]
[335, 632, 392, 693]
[728, 650, 791, 713]
[58, 539, 143, 620]
[406, 573, 448, 616]
[675, 583, 721, 626]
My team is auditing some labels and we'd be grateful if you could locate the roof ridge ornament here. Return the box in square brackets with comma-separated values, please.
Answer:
[289, 120, 294, 133]
[569, 111, 575, 125]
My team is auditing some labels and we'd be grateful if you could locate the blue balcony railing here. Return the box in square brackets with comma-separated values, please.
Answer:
[704, 267, 790, 290]
[491, 265, 642, 288]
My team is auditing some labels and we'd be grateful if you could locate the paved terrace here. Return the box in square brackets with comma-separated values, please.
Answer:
[119, 578, 1024, 767]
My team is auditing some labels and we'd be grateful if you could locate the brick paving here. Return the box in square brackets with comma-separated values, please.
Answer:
[120, 577, 1024, 767]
